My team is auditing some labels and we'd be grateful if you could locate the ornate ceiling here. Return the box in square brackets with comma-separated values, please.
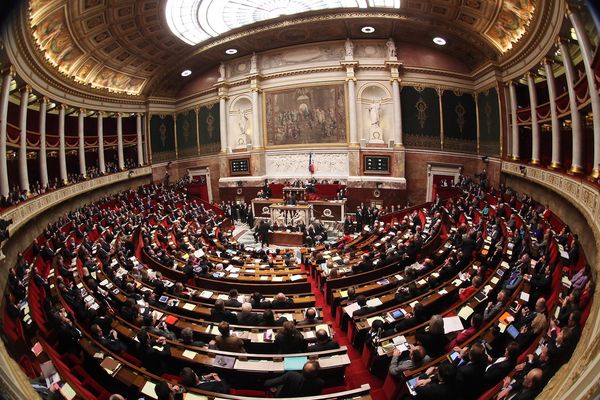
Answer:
[24, 0, 537, 98]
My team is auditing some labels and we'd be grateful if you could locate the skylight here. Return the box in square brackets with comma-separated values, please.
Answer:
[165, 0, 401, 46]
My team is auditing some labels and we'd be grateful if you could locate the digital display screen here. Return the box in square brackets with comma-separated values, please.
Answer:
[364, 156, 390, 173]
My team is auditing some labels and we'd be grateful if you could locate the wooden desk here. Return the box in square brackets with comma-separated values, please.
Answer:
[269, 231, 305, 246]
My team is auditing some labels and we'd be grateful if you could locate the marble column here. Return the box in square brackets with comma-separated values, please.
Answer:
[503, 85, 512, 158]
[58, 105, 67, 183]
[391, 79, 403, 146]
[97, 112, 106, 174]
[18, 87, 30, 192]
[544, 61, 561, 169]
[116, 113, 124, 170]
[0, 69, 13, 198]
[136, 113, 143, 165]
[219, 96, 228, 153]
[38, 98, 48, 188]
[251, 89, 262, 148]
[78, 109, 86, 177]
[526, 73, 540, 164]
[559, 39, 583, 174]
[347, 78, 358, 144]
[509, 81, 520, 160]
[568, 8, 600, 177]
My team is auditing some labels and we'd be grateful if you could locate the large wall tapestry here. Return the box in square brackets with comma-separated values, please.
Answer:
[478, 88, 501, 156]
[265, 85, 346, 147]
[401, 86, 441, 150]
[442, 91, 477, 154]
[198, 103, 221, 155]
[150, 115, 176, 163]
[176, 110, 198, 159]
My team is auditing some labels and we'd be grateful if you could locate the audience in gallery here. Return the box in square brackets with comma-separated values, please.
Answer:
[0, 157, 138, 208]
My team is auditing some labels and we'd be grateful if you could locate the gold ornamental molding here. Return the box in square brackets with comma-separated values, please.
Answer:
[502, 161, 600, 400]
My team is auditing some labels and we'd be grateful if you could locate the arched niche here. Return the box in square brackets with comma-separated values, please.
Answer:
[357, 83, 392, 144]
[228, 96, 253, 150]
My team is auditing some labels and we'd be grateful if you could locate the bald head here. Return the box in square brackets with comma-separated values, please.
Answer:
[302, 360, 320, 378]
[241, 302, 253, 314]
[524, 368, 543, 389]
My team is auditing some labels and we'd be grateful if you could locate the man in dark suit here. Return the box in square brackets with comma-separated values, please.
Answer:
[271, 293, 294, 309]
[211, 299, 237, 324]
[485, 342, 519, 388]
[308, 329, 339, 352]
[224, 289, 242, 307]
[496, 368, 543, 400]
[237, 303, 262, 325]
[413, 361, 456, 399]
[351, 295, 375, 318]
[264, 360, 324, 397]
[453, 342, 488, 400]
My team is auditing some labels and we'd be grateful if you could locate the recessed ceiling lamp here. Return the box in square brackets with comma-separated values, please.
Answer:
[181, 69, 192, 77]
[433, 37, 447, 46]
[361, 26, 375, 34]
[225, 48, 238, 55]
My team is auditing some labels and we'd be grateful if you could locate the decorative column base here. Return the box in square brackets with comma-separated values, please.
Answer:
[530, 159, 540, 166]
[549, 161, 562, 170]
[567, 165, 584, 175]
[511, 155, 520, 161]
[589, 168, 600, 180]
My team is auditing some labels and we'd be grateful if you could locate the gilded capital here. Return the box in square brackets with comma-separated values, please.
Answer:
[40, 96, 49, 104]
[20, 85, 31, 94]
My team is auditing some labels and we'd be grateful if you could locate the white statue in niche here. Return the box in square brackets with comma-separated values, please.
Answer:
[236, 109, 250, 147]
[386, 38, 397, 60]
[344, 38, 354, 60]
[368, 100, 384, 143]
[218, 62, 225, 81]
[250, 52, 258, 73]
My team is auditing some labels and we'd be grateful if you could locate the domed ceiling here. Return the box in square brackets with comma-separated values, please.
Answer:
[25, 0, 536, 97]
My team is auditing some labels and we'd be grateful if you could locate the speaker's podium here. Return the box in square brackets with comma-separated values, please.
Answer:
[267, 203, 310, 246]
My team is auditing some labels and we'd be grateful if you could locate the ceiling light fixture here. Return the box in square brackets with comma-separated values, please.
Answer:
[361, 26, 375, 34]
[225, 48, 238, 55]
[181, 69, 192, 77]
[433, 37, 447, 46]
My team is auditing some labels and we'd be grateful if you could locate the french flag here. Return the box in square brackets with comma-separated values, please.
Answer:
[308, 152, 315, 174]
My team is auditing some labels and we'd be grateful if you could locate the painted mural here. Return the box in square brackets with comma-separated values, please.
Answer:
[265, 85, 346, 147]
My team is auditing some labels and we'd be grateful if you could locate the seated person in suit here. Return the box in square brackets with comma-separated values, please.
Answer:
[264, 360, 324, 397]
[275, 321, 308, 353]
[135, 329, 171, 375]
[250, 292, 271, 309]
[211, 321, 245, 353]
[415, 315, 449, 358]
[297, 308, 321, 326]
[308, 329, 339, 352]
[496, 367, 544, 400]
[154, 381, 183, 400]
[211, 299, 237, 324]
[224, 289, 242, 307]
[179, 367, 230, 394]
[412, 360, 457, 399]
[260, 309, 287, 326]
[389, 344, 431, 376]
[271, 292, 294, 309]
[485, 341, 519, 388]
[178, 327, 206, 347]
[383, 302, 429, 337]
[237, 302, 262, 325]
[352, 295, 375, 317]
[91, 323, 126, 353]
[452, 342, 488, 400]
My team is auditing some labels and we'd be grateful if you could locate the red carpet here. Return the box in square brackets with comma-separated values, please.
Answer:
[301, 264, 386, 400]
